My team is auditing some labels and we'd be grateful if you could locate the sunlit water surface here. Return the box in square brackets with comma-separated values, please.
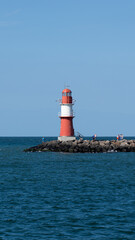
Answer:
[0, 137, 135, 240]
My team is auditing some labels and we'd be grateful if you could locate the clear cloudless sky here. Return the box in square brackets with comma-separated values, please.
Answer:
[0, 0, 135, 136]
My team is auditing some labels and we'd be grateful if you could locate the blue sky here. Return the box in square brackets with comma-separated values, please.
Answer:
[0, 0, 135, 136]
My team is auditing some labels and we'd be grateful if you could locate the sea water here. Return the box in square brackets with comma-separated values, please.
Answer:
[0, 137, 135, 240]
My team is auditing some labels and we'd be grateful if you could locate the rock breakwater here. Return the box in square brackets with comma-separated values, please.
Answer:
[24, 139, 135, 153]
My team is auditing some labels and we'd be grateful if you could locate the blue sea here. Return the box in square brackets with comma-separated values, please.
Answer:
[0, 137, 135, 240]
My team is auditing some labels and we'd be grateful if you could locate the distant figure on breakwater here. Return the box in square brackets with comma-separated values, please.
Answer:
[117, 134, 124, 141]
[92, 134, 97, 140]
[42, 137, 45, 142]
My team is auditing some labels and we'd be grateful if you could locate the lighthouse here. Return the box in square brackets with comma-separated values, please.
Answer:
[58, 88, 76, 141]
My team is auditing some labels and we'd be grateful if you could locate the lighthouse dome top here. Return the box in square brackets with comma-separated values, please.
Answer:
[62, 88, 72, 93]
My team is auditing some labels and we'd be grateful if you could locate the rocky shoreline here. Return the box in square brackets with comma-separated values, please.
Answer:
[24, 139, 135, 153]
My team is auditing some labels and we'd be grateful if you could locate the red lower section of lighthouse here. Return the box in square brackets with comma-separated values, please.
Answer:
[60, 117, 74, 136]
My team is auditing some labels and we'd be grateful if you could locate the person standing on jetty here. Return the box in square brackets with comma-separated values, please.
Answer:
[117, 134, 124, 141]
[92, 134, 97, 140]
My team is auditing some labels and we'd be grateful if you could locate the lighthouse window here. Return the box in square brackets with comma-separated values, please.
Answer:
[62, 92, 72, 96]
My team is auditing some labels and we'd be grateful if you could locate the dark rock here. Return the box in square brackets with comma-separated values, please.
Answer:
[24, 139, 135, 153]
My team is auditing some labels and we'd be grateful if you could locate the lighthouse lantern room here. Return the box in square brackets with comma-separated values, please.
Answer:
[58, 88, 76, 141]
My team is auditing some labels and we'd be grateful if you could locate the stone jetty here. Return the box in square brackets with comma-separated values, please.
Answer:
[24, 139, 135, 153]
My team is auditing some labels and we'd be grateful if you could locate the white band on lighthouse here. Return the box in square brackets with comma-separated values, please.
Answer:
[60, 104, 73, 117]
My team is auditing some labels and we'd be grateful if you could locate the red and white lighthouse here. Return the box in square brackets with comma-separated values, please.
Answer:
[58, 88, 76, 141]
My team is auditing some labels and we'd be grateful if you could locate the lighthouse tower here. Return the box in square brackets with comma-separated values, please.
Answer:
[58, 88, 76, 141]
